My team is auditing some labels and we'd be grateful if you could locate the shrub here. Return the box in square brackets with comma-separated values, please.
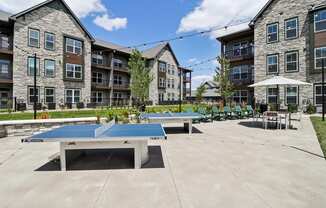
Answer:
[306, 103, 316, 114]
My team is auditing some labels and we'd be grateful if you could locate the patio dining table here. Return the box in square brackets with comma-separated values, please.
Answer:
[261, 111, 290, 130]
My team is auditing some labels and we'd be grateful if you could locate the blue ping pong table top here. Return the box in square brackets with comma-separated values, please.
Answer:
[30, 123, 166, 141]
[140, 112, 201, 119]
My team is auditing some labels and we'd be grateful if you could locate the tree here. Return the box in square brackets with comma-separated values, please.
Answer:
[128, 49, 153, 106]
[214, 56, 234, 105]
[196, 84, 207, 103]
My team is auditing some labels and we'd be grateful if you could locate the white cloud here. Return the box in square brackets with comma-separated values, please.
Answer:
[192, 74, 213, 89]
[0, 0, 127, 31]
[187, 58, 198, 63]
[178, 0, 268, 37]
[93, 14, 127, 31]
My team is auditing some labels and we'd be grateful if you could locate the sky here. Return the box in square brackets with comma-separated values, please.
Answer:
[0, 0, 269, 88]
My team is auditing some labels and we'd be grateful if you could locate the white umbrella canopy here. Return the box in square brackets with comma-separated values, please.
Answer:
[249, 76, 312, 87]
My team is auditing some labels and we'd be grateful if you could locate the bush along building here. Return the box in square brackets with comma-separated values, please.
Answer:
[217, 0, 326, 110]
[0, 0, 192, 110]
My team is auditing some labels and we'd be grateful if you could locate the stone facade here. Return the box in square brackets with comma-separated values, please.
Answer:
[12, 0, 92, 109]
[254, 0, 324, 107]
[148, 47, 181, 105]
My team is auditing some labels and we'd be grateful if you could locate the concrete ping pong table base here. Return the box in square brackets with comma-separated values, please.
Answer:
[59, 139, 148, 171]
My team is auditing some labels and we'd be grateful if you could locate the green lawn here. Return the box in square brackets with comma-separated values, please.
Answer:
[310, 117, 326, 157]
[0, 104, 198, 121]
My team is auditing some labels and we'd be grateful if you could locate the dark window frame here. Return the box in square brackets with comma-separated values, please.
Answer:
[284, 17, 299, 40]
[314, 9, 326, 33]
[44, 32, 55, 51]
[28, 28, 40, 48]
[266, 22, 279, 44]
[27, 86, 40, 104]
[266, 54, 279, 75]
[27, 56, 40, 76]
[285, 86, 299, 105]
[284, 50, 299, 73]
[44, 87, 55, 104]
[44, 59, 56, 77]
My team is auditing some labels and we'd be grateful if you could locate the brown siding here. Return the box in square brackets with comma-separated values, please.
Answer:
[315, 31, 326, 47]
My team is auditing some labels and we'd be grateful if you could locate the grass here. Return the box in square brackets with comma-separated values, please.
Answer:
[310, 117, 326, 157]
[0, 104, 200, 121]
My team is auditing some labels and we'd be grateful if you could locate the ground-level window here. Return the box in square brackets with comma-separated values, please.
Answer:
[45, 87, 55, 103]
[285, 51, 299, 72]
[315, 84, 326, 105]
[113, 92, 122, 99]
[286, 86, 298, 105]
[267, 87, 278, 104]
[65, 89, 81, 104]
[315, 47, 326, 69]
[233, 90, 248, 104]
[267, 54, 278, 74]
[91, 91, 103, 103]
[159, 93, 164, 102]
[28, 86, 40, 104]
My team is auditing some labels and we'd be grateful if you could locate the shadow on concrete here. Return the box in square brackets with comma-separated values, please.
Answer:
[285, 145, 326, 159]
[238, 121, 297, 130]
[164, 126, 202, 134]
[35, 146, 164, 171]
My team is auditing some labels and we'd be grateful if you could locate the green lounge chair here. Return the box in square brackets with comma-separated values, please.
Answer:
[184, 107, 201, 123]
[246, 105, 254, 118]
[234, 105, 244, 119]
[198, 107, 212, 122]
[224, 106, 236, 119]
[211, 106, 223, 120]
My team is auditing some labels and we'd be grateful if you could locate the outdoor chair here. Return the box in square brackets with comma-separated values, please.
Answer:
[234, 106, 244, 119]
[198, 107, 212, 122]
[246, 105, 255, 118]
[223, 106, 236, 119]
[262, 111, 279, 129]
[211, 106, 224, 120]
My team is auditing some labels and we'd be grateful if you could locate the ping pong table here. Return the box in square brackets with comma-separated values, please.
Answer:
[140, 112, 202, 135]
[23, 121, 166, 171]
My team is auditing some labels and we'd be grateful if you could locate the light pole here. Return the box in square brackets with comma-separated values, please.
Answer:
[33, 53, 37, 119]
[322, 59, 325, 121]
[179, 68, 182, 112]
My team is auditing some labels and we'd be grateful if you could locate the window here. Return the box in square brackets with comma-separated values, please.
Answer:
[28, 28, 39, 47]
[233, 90, 248, 104]
[113, 58, 123, 68]
[315, 9, 326, 32]
[113, 92, 122, 99]
[267, 87, 278, 104]
[28, 86, 40, 104]
[45, 88, 55, 103]
[92, 72, 103, 84]
[0, 35, 10, 49]
[92, 54, 104, 65]
[267, 23, 278, 43]
[159, 62, 166, 72]
[44, 59, 55, 77]
[65, 89, 81, 103]
[91, 91, 103, 103]
[167, 64, 171, 74]
[171, 79, 175, 88]
[159, 93, 164, 102]
[113, 75, 122, 85]
[65, 38, 82, 55]
[315, 47, 326, 69]
[286, 86, 298, 105]
[45, 32, 55, 50]
[232, 67, 241, 80]
[27, 57, 40, 76]
[171, 65, 175, 75]
[267, 54, 278, 74]
[159, 78, 165, 88]
[66, 63, 82, 79]
[233, 42, 248, 56]
[0, 60, 9, 75]
[285, 51, 299, 72]
[167, 79, 170, 88]
[285, 18, 298, 39]
[171, 93, 175, 101]
[315, 84, 326, 105]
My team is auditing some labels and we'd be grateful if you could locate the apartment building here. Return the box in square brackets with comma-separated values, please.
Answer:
[0, 0, 192, 110]
[217, 28, 255, 105]
[217, 0, 326, 108]
[0, 0, 93, 110]
[143, 43, 188, 105]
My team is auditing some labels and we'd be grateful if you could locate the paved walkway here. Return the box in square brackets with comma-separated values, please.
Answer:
[0, 116, 325, 208]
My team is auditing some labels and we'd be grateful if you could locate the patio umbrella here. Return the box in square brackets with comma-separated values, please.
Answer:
[249, 76, 312, 110]
[249, 76, 312, 87]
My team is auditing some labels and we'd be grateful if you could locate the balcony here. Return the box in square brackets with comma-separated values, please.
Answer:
[224, 46, 254, 62]
[229, 73, 254, 86]
[91, 79, 110, 89]
[0, 35, 13, 55]
[114, 66, 129, 73]
[183, 76, 191, 83]
[113, 82, 130, 90]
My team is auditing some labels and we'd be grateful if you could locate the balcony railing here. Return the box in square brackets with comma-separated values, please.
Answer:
[229, 73, 254, 86]
[0, 35, 13, 53]
[91, 79, 110, 89]
[113, 81, 130, 90]
[183, 76, 191, 82]
[224, 45, 254, 61]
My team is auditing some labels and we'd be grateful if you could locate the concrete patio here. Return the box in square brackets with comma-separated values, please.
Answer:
[0, 116, 326, 208]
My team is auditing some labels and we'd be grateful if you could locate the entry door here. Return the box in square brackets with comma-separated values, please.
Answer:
[0, 91, 9, 109]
